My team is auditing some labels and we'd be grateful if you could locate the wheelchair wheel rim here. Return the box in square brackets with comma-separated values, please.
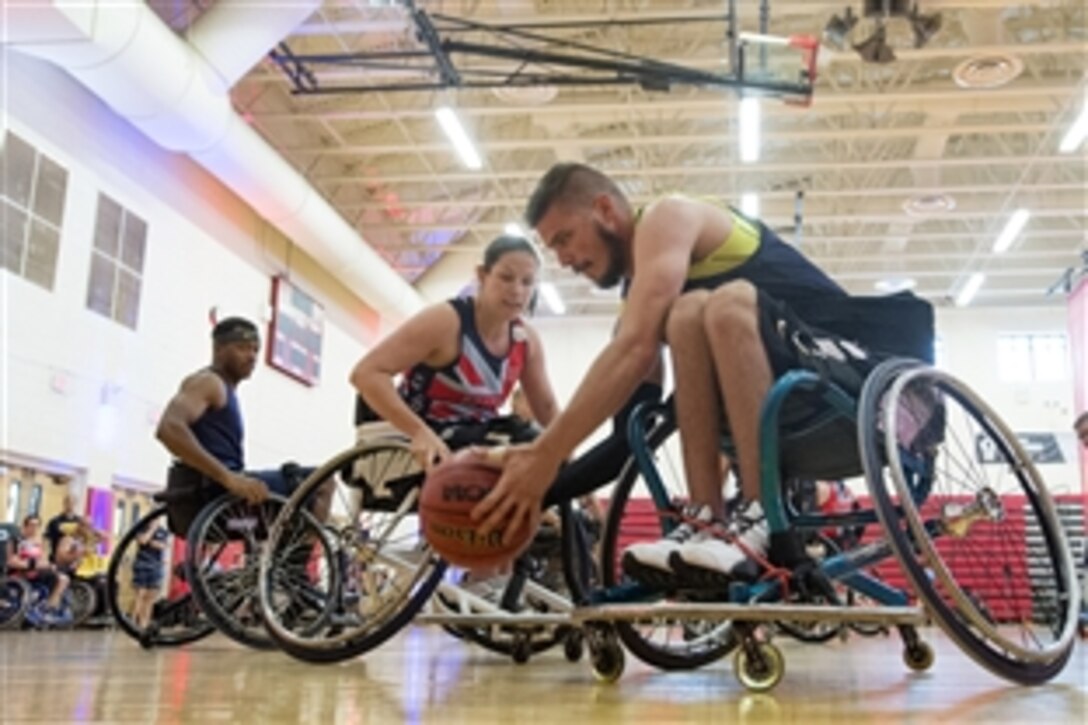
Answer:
[882, 367, 1079, 665]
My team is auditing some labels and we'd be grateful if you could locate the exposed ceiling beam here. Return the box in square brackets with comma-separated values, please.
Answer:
[331, 181, 1086, 210]
[365, 207, 1086, 234]
[251, 83, 1078, 122]
[285, 122, 1059, 156]
[314, 154, 1085, 185]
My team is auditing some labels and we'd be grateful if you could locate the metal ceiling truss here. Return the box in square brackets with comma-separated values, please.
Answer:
[269, 0, 816, 101]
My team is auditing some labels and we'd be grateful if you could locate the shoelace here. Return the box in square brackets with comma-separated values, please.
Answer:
[662, 505, 711, 542]
[664, 520, 698, 542]
[728, 503, 765, 534]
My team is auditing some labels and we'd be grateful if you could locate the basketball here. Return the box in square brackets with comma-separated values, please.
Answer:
[419, 450, 533, 569]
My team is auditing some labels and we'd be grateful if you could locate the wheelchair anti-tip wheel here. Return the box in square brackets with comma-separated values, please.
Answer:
[734, 641, 785, 693]
[904, 640, 935, 672]
[588, 624, 626, 684]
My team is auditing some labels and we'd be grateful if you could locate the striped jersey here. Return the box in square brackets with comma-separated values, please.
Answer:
[388, 297, 528, 426]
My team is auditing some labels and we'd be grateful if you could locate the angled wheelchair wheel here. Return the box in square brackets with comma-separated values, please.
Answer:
[860, 361, 1079, 685]
[186, 494, 287, 650]
[0, 578, 31, 630]
[66, 578, 98, 629]
[107, 507, 214, 647]
[260, 440, 445, 663]
[599, 409, 738, 670]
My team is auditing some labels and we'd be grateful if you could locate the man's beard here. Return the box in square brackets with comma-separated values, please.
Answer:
[594, 222, 626, 289]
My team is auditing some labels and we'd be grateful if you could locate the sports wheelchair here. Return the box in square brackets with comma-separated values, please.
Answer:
[0, 523, 32, 630]
[572, 357, 1079, 690]
[256, 351, 1079, 691]
[106, 464, 307, 649]
[257, 419, 591, 665]
[0, 522, 97, 630]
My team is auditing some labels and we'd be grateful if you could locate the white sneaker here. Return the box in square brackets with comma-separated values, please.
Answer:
[672, 500, 769, 580]
[460, 573, 509, 604]
[622, 504, 715, 574]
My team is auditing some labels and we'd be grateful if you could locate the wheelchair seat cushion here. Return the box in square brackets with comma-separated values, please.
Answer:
[163, 464, 225, 538]
[748, 290, 936, 481]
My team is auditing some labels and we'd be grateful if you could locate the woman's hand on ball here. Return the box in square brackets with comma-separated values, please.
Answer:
[411, 427, 451, 471]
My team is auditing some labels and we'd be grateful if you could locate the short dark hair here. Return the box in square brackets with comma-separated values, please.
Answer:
[212, 317, 259, 345]
[482, 235, 541, 271]
[1075, 411, 1088, 429]
[23, 514, 40, 526]
[524, 163, 627, 227]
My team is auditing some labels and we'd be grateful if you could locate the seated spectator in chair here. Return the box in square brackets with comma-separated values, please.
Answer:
[9, 515, 70, 623]
[351, 235, 559, 470]
[156, 317, 329, 537]
[46, 493, 102, 574]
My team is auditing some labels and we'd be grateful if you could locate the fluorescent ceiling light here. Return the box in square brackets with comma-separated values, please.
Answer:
[504, 222, 526, 237]
[739, 97, 760, 163]
[435, 106, 482, 170]
[740, 193, 760, 218]
[955, 272, 985, 307]
[1059, 100, 1088, 153]
[539, 282, 566, 315]
[874, 277, 916, 293]
[992, 208, 1029, 254]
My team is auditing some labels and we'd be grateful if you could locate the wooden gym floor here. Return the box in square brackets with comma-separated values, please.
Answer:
[0, 627, 1084, 723]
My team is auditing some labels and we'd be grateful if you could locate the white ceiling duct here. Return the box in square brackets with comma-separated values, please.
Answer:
[2, 0, 423, 322]
[187, 0, 319, 89]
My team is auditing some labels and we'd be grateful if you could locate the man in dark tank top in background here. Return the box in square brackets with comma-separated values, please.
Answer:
[155, 317, 324, 536]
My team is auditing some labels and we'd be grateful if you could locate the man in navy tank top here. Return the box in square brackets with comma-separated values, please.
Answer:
[155, 318, 318, 536]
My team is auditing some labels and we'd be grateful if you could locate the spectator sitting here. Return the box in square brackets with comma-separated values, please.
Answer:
[9, 515, 70, 624]
[46, 493, 100, 573]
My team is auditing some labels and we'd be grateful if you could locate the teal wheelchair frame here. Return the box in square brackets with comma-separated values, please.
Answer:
[573, 358, 1079, 691]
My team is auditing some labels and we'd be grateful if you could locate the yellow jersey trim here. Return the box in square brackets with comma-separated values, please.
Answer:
[687, 210, 760, 281]
[634, 200, 761, 281]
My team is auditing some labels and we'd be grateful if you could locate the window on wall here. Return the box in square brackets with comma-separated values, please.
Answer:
[0, 131, 69, 290]
[6, 481, 21, 522]
[87, 193, 147, 330]
[997, 333, 1069, 383]
[28, 484, 42, 518]
[113, 501, 126, 539]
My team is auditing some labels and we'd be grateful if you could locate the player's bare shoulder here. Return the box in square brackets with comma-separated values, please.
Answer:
[178, 368, 227, 407]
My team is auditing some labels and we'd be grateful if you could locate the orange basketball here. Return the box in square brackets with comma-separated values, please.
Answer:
[419, 451, 533, 570]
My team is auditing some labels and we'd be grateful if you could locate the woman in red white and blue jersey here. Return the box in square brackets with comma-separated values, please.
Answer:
[352, 235, 559, 470]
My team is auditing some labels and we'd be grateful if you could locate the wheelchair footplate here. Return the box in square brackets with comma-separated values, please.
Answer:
[571, 600, 931, 691]
[571, 601, 925, 626]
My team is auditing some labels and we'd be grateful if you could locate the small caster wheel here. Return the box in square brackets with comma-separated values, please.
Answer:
[734, 641, 784, 693]
[139, 625, 158, 650]
[591, 643, 625, 683]
[512, 635, 532, 665]
[564, 630, 585, 663]
[903, 641, 934, 672]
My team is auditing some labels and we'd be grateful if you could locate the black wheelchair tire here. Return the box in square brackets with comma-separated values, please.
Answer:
[106, 507, 214, 647]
